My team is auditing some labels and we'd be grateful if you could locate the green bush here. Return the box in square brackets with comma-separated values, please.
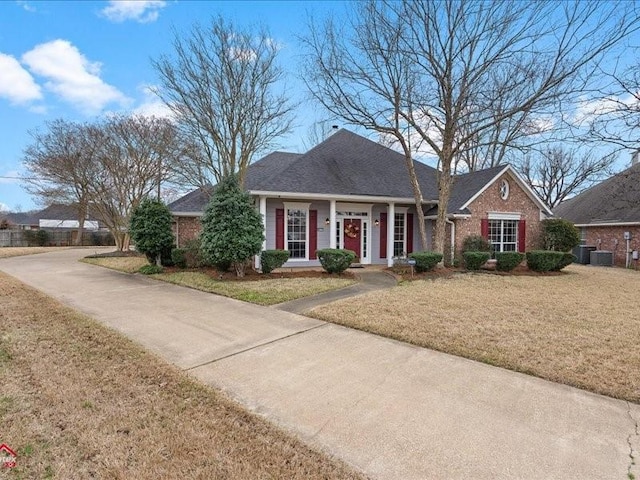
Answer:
[260, 249, 290, 274]
[129, 198, 175, 266]
[24, 229, 50, 246]
[495, 252, 524, 272]
[463, 251, 491, 270]
[171, 248, 187, 268]
[462, 235, 491, 253]
[138, 264, 163, 275]
[552, 252, 576, 271]
[183, 238, 208, 268]
[541, 219, 580, 252]
[317, 249, 356, 274]
[408, 251, 443, 272]
[526, 250, 565, 272]
[200, 175, 264, 277]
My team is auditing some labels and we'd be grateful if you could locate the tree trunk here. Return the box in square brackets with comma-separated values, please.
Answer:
[75, 200, 87, 246]
[234, 261, 245, 278]
[433, 165, 453, 259]
[402, 147, 429, 251]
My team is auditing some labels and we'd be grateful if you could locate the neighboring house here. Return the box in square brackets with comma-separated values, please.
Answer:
[554, 162, 640, 266]
[169, 129, 552, 268]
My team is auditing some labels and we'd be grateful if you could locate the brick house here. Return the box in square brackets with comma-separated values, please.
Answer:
[554, 162, 640, 266]
[169, 129, 552, 267]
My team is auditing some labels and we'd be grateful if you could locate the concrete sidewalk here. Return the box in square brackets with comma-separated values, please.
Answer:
[1, 248, 638, 479]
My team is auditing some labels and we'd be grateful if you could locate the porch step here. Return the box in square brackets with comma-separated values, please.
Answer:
[349, 263, 365, 269]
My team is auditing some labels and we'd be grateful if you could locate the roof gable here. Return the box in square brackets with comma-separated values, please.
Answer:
[554, 162, 640, 225]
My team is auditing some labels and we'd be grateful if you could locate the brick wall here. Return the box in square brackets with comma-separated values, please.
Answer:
[454, 171, 543, 256]
[173, 216, 202, 247]
[583, 225, 640, 266]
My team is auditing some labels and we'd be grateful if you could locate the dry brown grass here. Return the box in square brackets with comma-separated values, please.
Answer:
[0, 271, 364, 479]
[311, 264, 640, 403]
[0, 247, 66, 258]
[81, 256, 148, 273]
[156, 271, 355, 305]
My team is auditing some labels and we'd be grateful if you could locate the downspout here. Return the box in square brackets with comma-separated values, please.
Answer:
[446, 218, 455, 265]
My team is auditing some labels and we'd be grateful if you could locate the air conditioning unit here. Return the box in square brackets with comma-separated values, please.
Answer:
[590, 250, 614, 267]
[573, 245, 596, 264]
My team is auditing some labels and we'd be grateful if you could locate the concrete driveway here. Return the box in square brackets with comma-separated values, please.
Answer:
[1, 248, 638, 479]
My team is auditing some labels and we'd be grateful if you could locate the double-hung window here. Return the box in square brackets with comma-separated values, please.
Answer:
[393, 212, 406, 257]
[488, 219, 518, 252]
[284, 203, 309, 260]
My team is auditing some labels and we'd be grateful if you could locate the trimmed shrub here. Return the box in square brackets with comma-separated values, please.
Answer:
[129, 198, 175, 266]
[138, 264, 163, 275]
[200, 175, 264, 277]
[495, 252, 524, 272]
[317, 249, 357, 274]
[408, 251, 443, 272]
[171, 248, 187, 268]
[541, 218, 580, 252]
[183, 238, 208, 268]
[463, 251, 491, 270]
[462, 235, 491, 253]
[526, 250, 565, 272]
[260, 249, 290, 274]
[552, 252, 577, 271]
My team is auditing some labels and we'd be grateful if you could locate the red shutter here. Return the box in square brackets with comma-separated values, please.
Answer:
[481, 218, 489, 239]
[309, 210, 318, 259]
[276, 208, 284, 250]
[406, 213, 414, 254]
[379, 213, 387, 258]
[518, 219, 526, 252]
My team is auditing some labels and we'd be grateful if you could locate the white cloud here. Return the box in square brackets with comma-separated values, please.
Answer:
[16, 1, 36, 12]
[573, 94, 640, 127]
[132, 84, 174, 118]
[0, 202, 9, 212]
[0, 53, 42, 104]
[22, 39, 129, 114]
[101, 1, 166, 23]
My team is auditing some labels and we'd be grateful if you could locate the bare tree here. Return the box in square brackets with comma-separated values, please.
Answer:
[152, 16, 294, 187]
[517, 146, 616, 208]
[301, 121, 338, 151]
[89, 115, 180, 251]
[303, 0, 639, 256]
[22, 119, 99, 245]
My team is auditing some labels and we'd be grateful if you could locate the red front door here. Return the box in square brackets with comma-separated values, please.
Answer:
[343, 219, 361, 260]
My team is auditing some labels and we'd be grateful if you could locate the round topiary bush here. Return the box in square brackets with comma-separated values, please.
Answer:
[317, 249, 356, 274]
[541, 218, 580, 252]
[260, 249, 290, 274]
[526, 250, 565, 272]
[463, 251, 491, 270]
[408, 251, 443, 272]
[495, 252, 524, 272]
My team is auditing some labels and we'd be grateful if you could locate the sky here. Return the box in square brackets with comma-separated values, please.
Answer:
[0, 0, 348, 212]
[0, 1, 638, 213]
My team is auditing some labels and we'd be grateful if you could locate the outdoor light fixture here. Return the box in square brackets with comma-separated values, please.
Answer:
[374, 218, 380, 226]
[325, 217, 330, 225]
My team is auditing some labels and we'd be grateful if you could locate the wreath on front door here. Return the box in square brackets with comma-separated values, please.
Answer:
[344, 222, 360, 238]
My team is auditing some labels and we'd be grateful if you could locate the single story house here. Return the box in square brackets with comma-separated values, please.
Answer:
[169, 129, 552, 268]
[554, 161, 640, 266]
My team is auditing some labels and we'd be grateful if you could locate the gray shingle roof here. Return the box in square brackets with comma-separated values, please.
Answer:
[245, 129, 438, 198]
[554, 162, 640, 224]
[168, 130, 524, 216]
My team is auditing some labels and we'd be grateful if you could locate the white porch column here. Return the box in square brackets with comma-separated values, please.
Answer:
[329, 199, 337, 249]
[387, 202, 395, 267]
[255, 196, 267, 269]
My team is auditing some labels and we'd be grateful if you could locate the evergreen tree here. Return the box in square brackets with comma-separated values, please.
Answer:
[201, 175, 264, 277]
[129, 198, 174, 266]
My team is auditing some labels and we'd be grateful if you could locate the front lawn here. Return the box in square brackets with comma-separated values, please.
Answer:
[81, 255, 356, 306]
[311, 264, 640, 403]
[0, 271, 363, 479]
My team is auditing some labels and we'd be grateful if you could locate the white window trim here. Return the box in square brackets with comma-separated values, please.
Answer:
[393, 211, 408, 257]
[500, 179, 510, 200]
[488, 218, 519, 253]
[283, 202, 311, 261]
